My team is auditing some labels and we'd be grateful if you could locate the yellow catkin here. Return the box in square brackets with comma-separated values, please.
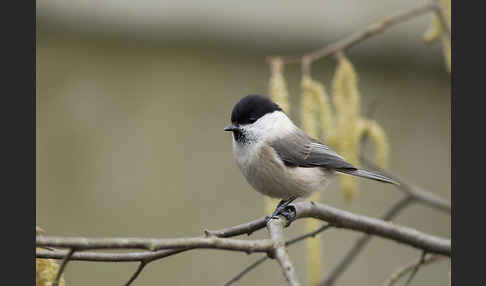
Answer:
[266, 58, 291, 214]
[356, 118, 390, 169]
[332, 55, 361, 200]
[301, 76, 334, 140]
[269, 59, 290, 114]
[36, 249, 66, 286]
[300, 75, 334, 285]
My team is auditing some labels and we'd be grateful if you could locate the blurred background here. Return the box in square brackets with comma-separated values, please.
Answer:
[36, 0, 451, 285]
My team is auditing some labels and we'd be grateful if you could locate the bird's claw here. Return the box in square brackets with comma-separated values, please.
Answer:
[264, 205, 297, 227]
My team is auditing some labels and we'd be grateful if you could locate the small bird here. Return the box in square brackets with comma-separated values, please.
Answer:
[224, 95, 398, 220]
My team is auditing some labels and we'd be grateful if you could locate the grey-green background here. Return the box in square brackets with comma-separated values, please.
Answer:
[36, 1, 451, 285]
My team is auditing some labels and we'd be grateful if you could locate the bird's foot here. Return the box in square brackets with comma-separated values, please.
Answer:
[265, 205, 297, 227]
[279, 205, 297, 226]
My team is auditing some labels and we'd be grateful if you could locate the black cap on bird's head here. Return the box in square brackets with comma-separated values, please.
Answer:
[224, 95, 282, 131]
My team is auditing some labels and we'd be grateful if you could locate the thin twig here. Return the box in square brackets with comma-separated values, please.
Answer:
[53, 248, 75, 286]
[319, 196, 414, 286]
[403, 251, 427, 286]
[267, 216, 301, 286]
[224, 223, 331, 286]
[382, 254, 444, 286]
[125, 261, 147, 286]
[207, 217, 267, 238]
[270, 2, 435, 65]
[287, 223, 332, 246]
[223, 256, 267, 286]
[361, 156, 451, 214]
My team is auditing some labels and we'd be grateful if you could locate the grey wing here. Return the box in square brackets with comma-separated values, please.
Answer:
[268, 129, 356, 170]
[268, 129, 399, 185]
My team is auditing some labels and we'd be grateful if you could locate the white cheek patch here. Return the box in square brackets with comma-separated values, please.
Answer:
[241, 111, 296, 142]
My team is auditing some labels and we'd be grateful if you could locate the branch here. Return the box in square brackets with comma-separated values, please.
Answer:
[293, 202, 450, 256]
[206, 217, 267, 237]
[319, 195, 414, 286]
[37, 201, 450, 262]
[37, 202, 449, 286]
[269, 2, 436, 68]
[37, 235, 274, 253]
[267, 217, 301, 286]
[37, 217, 269, 263]
[224, 223, 331, 286]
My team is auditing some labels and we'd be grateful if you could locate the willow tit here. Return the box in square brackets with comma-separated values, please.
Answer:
[224, 95, 398, 219]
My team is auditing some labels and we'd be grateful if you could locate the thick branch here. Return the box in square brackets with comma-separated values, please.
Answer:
[37, 201, 450, 265]
[267, 217, 301, 286]
[37, 235, 274, 253]
[37, 217, 269, 263]
[293, 202, 450, 256]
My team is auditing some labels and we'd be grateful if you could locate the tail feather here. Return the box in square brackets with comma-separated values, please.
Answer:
[337, 169, 399, 185]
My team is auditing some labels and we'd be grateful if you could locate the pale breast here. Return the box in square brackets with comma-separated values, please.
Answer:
[233, 142, 333, 199]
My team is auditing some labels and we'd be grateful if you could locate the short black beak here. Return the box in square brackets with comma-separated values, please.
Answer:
[224, 124, 238, 132]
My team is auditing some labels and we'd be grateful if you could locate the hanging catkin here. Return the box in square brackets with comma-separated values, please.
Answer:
[265, 58, 290, 214]
[300, 75, 333, 285]
[332, 54, 361, 200]
[356, 118, 389, 169]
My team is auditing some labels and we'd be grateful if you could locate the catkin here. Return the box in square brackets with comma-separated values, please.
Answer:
[266, 58, 291, 214]
[332, 55, 361, 200]
[356, 118, 390, 169]
[300, 75, 333, 285]
[269, 58, 290, 113]
[301, 76, 335, 140]
[36, 249, 66, 286]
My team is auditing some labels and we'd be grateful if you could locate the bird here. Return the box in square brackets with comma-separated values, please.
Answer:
[224, 94, 398, 220]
